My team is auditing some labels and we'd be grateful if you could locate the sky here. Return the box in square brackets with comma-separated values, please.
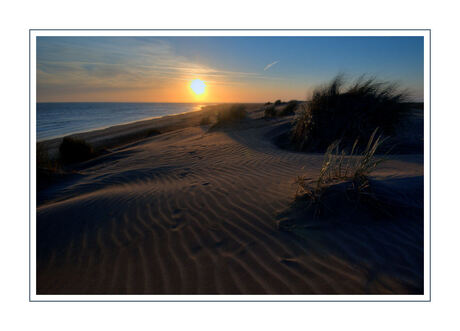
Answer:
[36, 36, 424, 103]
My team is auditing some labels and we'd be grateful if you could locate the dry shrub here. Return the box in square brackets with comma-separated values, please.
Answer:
[59, 137, 96, 164]
[294, 129, 388, 218]
[212, 104, 247, 128]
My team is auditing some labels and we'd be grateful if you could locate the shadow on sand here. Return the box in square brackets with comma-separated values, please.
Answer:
[276, 176, 424, 294]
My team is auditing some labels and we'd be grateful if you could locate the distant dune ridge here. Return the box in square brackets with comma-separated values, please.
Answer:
[36, 102, 424, 294]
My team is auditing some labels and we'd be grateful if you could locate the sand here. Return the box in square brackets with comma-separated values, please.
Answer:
[36, 105, 424, 294]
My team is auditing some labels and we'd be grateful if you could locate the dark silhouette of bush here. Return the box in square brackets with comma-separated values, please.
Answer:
[274, 99, 282, 106]
[59, 137, 96, 164]
[280, 100, 298, 116]
[265, 100, 299, 118]
[212, 104, 247, 128]
[37, 143, 58, 171]
[200, 116, 212, 126]
[291, 75, 409, 152]
[264, 104, 277, 118]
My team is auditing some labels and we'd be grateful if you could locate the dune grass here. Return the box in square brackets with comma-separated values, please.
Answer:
[295, 128, 388, 215]
[280, 100, 298, 116]
[37, 143, 59, 172]
[59, 137, 96, 164]
[291, 74, 409, 152]
[264, 104, 277, 118]
[264, 100, 299, 118]
[200, 115, 212, 126]
[37, 143, 63, 190]
[211, 104, 247, 128]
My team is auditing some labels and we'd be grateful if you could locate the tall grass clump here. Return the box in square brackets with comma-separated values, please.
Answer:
[295, 128, 388, 208]
[291, 75, 409, 152]
[37, 143, 63, 190]
[37, 143, 58, 171]
[265, 100, 298, 118]
[280, 100, 298, 116]
[213, 104, 247, 127]
[264, 104, 277, 118]
[200, 115, 212, 126]
[59, 137, 96, 164]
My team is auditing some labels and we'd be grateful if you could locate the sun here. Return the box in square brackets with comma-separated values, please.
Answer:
[190, 79, 206, 95]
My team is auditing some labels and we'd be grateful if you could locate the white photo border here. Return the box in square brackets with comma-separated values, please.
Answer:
[29, 29, 431, 302]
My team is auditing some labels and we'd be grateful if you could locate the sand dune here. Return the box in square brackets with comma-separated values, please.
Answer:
[36, 108, 424, 294]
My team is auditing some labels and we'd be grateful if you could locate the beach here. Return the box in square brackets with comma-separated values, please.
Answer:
[36, 104, 424, 294]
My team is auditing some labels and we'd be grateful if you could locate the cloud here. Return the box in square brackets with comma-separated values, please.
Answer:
[264, 60, 280, 71]
[37, 38, 271, 95]
[36, 37, 286, 101]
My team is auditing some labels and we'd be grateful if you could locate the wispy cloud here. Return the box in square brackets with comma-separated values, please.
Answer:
[36, 38, 289, 101]
[36, 37, 274, 101]
[264, 60, 280, 71]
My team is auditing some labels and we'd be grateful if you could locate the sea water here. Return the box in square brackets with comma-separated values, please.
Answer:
[36, 102, 206, 141]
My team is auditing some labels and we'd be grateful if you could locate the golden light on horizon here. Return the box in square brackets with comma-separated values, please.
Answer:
[190, 79, 206, 95]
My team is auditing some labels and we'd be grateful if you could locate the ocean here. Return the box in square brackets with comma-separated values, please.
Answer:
[36, 102, 207, 141]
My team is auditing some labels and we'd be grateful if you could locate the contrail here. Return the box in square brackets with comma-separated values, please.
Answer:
[264, 60, 280, 71]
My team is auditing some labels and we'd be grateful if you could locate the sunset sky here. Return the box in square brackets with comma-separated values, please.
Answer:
[36, 36, 424, 103]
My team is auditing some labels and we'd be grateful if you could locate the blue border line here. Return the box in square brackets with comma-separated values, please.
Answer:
[29, 29, 431, 302]
[29, 29, 32, 302]
[30, 29, 429, 31]
[429, 29, 432, 301]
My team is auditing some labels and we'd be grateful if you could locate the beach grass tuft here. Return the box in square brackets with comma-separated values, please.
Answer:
[264, 104, 277, 118]
[294, 128, 389, 217]
[200, 115, 212, 126]
[291, 74, 409, 152]
[37, 143, 58, 172]
[59, 137, 96, 164]
[212, 104, 247, 128]
[265, 100, 299, 119]
[280, 100, 298, 116]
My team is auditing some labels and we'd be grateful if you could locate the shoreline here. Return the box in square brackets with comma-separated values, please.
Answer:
[36, 102, 268, 142]
[38, 103, 264, 158]
[37, 104, 210, 143]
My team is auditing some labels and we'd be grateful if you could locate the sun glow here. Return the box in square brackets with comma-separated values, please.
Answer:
[190, 79, 206, 95]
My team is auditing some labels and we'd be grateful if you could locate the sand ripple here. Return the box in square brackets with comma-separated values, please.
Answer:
[37, 122, 424, 294]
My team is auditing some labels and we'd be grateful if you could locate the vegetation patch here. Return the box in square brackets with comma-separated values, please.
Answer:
[200, 115, 212, 126]
[37, 143, 58, 172]
[59, 137, 97, 164]
[291, 75, 409, 152]
[264, 100, 299, 118]
[264, 104, 277, 118]
[280, 100, 298, 116]
[211, 104, 247, 128]
[278, 129, 392, 230]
